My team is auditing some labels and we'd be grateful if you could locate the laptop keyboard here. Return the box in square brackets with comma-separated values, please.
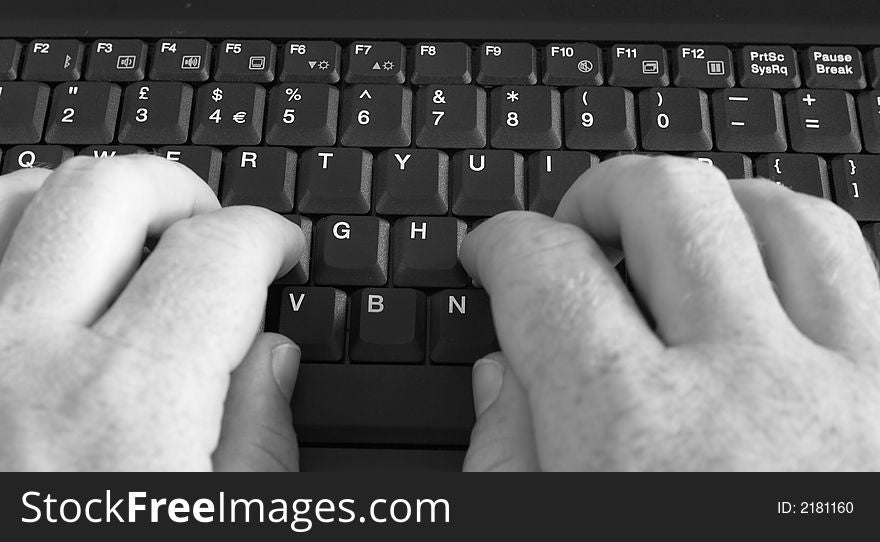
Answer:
[2, 38, 880, 450]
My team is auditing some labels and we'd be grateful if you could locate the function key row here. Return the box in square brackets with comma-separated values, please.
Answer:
[2, 38, 880, 89]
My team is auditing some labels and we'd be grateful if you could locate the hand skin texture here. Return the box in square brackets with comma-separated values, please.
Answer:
[0, 154, 878, 471]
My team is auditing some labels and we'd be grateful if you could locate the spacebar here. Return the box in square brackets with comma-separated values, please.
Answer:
[292, 364, 475, 447]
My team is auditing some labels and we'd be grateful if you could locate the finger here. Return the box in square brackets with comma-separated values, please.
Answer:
[0, 168, 52, 259]
[464, 353, 539, 472]
[213, 333, 300, 472]
[94, 205, 304, 373]
[554, 155, 794, 345]
[730, 179, 880, 360]
[0, 156, 219, 325]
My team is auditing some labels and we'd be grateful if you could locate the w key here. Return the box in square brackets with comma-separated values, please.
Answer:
[44, 82, 121, 144]
[639, 87, 712, 151]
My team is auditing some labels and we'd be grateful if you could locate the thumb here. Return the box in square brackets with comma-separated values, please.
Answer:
[463, 352, 540, 471]
[213, 333, 300, 471]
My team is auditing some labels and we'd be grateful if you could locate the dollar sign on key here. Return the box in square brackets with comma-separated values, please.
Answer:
[212, 88, 223, 102]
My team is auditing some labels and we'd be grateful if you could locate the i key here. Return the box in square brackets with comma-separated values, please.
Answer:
[191, 83, 265, 145]
[313, 216, 389, 286]
[528, 151, 598, 215]
[0, 82, 50, 144]
[451, 150, 525, 217]
[2, 145, 73, 173]
[221, 147, 297, 213]
[374, 149, 449, 215]
[214, 40, 276, 82]
[490, 85, 561, 149]
[340, 84, 412, 147]
[277, 287, 346, 362]
[392, 217, 468, 288]
[44, 82, 121, 145]
[831, 155, 880, 221]
[476, 43, 537, 85]
[150, 39, 211, 82]
[639, 88, 712, 151]
[785, 89, 861, 153]
[608, 44, 669, 87]
[118, 82, 192, 144]
[350, 288, 426, 364]
[430, 289, 498, 365]
[157, 146, 222, 194]
[755, 153, 830, 198]
[265, 83, 339, 146]
[414, 85, 486, 148]
[411, 42, 472, 85]
[85, 40, 147, 81]
[345, 41, 405, 84]
[712, 88, 787, 152]
[21, 39, 84, 81]
[297, 147, 372, 214]
[564, 86, 637, 150]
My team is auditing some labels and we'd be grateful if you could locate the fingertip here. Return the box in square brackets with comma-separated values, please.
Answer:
[472, 353, 505, 417]
[270, 341, 301, 402]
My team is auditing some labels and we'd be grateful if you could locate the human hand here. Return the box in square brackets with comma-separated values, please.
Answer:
[463, 155, 880, 471]
[0, 155, 305, 471]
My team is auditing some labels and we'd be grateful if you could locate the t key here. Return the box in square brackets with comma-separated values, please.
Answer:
[297, 147, 372, 214]
[339, 84, 412, 147]
[191, 83, 265, 145]
[831, 155, 880, 221]
[785, 90, 861, 153]
[44, 82, 121, 145]
[639, 87, 712, 151]
[489, 85, 561, 149]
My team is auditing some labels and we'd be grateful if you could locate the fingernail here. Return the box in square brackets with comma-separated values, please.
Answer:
[472, 356, 504, 417]
[271, 343, 300, 401]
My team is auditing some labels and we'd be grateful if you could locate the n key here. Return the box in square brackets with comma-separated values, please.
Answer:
[832, 155, 880, 221]
[638, 88, 712, 151]
[44, 83, 121, 145]
[430, 289, 498, 365]
[785, 90, 861, 153]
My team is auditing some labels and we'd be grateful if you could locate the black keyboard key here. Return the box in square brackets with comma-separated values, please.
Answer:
[21, 40, 83, 82]
[374, 149, 448, 215]
[489, 85, 562, 149]
[414, 85, 486, 149]
[292, 364, 473, 446]
[339, 84, 412, 147]
[214, 40, 276, 82]
[784, 89, 861, 153]
[476, 42, 537, 85]
[280, 40, 341, 83]
[297, 147, 372, 214]
[265, 83, 338, 146]
[0, 40, 22, 80]
[564, 86, 637, 150]
[857, 91, 880, 154]
[410, 42, 471, 85]
[150, 39, 211, 82]
[803, 47, 865, 90]
[274, 215, 312, 286]
[607, 44, 669, 87]
[832, 155, 880, 221]
[672, 45, 735, 88]
[392, 217, 467, 288]
[191, 83, 265, 145]
[158, 146, 222, 195]
[868, 48, 880, 89]
[639, 87, 712, 151]
[350, 288, 426, 363]
[44, 82, 120, 145]
[738, 45, 800, 88]
[313, 216, 389, 286]
[542, 42, 603, 86]
[1, 145, 73, 173]
[688, 152, 753, 179]
[78, 145, 144, 158]
[755, 153, 829, 198]
[221, 147, 297, 212]
[451, 150, 525, 217]
[430, 289, 498, 365]
[85, 39, 147, 82]
[528, 150, 598, 215]
[276, 286, 346, 362]
[345, 41, 405, 84]
[118, 82, 192, 144]
[711, 88, 787, 152]
[0, 82, 49, 144]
